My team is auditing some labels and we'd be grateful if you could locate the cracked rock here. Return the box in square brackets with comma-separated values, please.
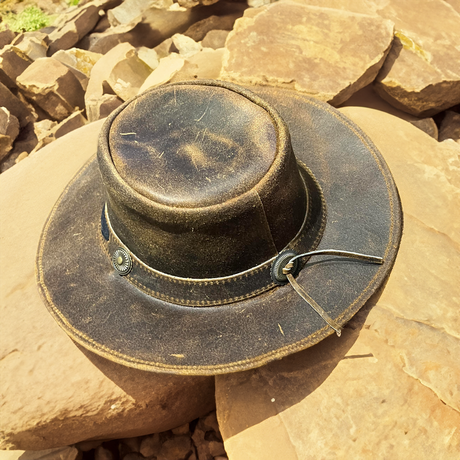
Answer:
[220, 2, 394, 106]
[374, 0, 460, 116]
[0, 121, 216, 450]
[216, 105, 460, 460]
[16, 57, 85, 121]
[0, 45, 33, 89]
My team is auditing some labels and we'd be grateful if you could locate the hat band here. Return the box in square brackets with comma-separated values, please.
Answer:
[99, 162, 327, 307]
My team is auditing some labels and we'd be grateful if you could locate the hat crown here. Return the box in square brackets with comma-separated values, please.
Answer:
[108, 85, 278, 207]
[98, 81, 308, 278]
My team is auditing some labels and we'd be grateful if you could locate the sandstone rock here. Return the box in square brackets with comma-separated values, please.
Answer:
[439, 110, 460, 144]
[107, 0, 173, 27]
[92, 94, 125, 121]
[0, 120, 216, 450]
[221, 3, 394, 106]
[106, 48, 152, 100]
[177, 0, 219, 8]
[138, 53, 185, 93]
[201, 30, 229, 50]
[29, 111, 88, 155]
[0, 447, 79, 460]
[94, 446, 113, 460]
[17, 58, 85, 122]
[53, 48, 103, 91]
[14, 151, 28, 164]
[0, 122, 37, 173]
[0, 108, 20, 162]
[154, 38, 174, 59]
[0, 82, 34, 128]
[85, 42, 151, 116]
[373, 0, 460, 117]
[285, 0, 376, 14]
[80, 21, 142, 55]
[192, 411, 224, 460]
[444, 0, 460, 14]
[84, 1, 242, 54]
[0, 45, 33, 89]
[184, 13, 243, 42]
[137, 46, 159, 70]
[0, 29, 16, 49]
[169, 48, 224, 82]
[216, 105, 460, 460]
[171, 33, 202, 57]
[48, 4, 101, 55]
[340, 84, 438, 139]
[171, 422, 190, 436]
[157, 436, 193, 460]
[139, 433, 162, 457]
[11, 32, 49, 61]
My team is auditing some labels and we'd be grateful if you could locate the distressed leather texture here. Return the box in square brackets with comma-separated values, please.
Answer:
[37, 81, 402, 375]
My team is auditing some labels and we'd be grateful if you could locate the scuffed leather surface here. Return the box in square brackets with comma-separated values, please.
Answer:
[99, 82, 307, 277]
[37, 83, 402, 375]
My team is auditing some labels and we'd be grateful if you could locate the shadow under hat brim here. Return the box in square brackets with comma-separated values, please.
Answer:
[37, 86, 402, 375]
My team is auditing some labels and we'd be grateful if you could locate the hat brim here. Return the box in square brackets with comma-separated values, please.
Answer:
[37, 86, 402, 375]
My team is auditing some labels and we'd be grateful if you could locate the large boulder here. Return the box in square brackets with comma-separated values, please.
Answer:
[0, 121, 216, 451]
[216, 106, 460, 459]
[220, 2, 394, 106]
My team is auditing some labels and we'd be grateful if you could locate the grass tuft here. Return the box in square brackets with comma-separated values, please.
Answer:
[1, 6, 52, 32]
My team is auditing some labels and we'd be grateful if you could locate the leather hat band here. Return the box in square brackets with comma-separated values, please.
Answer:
[100, 162, 327, 307]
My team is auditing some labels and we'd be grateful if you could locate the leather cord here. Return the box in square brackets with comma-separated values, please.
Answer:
[283, 250, 384, 336]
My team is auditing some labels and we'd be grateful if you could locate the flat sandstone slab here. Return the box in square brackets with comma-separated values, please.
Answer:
[373, 0, 460, 116]
[216, 105, 460, 459]
[220, 2, 394, 105]
[0, 121, 215, 451]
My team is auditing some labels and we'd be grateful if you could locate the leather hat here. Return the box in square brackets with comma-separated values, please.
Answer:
[37, 80, 402, 375]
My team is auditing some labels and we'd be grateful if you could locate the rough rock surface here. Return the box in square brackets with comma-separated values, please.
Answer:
[53, 48, 102, 91]
[439, 110, 460, 144]
[183, 13, 243, 42]
[340, 84, 438, 139]
[0, 45, 33, 89]
[201, 30, 229, 50]
[169, 48, 224, 83]
[85, 43, 151, 121]
[48, 4, 101, 55]
[0, 121, 216, 451]
[0, 29, 16, 49]
[138, 53, 185, 93]
[216, 106, 460, 459]
[16, 57, 85, 121]
[0, 108, 20, 161]
[11, 32, 49, 61]
[0, 82, 34, 128]
[220, 2, 394, 105]
[373, 0, 460, 116]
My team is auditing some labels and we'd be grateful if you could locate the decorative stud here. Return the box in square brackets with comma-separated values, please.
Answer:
[112, 247, 132, 276]
[271, 250, 300, 284]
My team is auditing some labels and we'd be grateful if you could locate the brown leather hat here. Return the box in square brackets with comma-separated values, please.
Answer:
[37, 80, 402, 375]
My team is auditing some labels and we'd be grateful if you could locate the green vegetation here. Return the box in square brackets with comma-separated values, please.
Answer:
[67, 0, 80, 6]
[1, 5, 51, 32]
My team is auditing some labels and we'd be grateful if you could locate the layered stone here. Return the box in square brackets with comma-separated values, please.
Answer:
[221, 2, 394, 105]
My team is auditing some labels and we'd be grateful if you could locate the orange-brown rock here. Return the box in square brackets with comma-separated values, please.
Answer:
[16, 58, 85, 122]
[220, 2, 394, 105]
[439, 110, 460, 144]
[373, 0, 460, 116]
[0, 45, 33, 89]
[0, 121, 216, 451]
[216, 106, 460, 460]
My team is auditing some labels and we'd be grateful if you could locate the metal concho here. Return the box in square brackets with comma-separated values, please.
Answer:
[112, 247, 132, 276]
